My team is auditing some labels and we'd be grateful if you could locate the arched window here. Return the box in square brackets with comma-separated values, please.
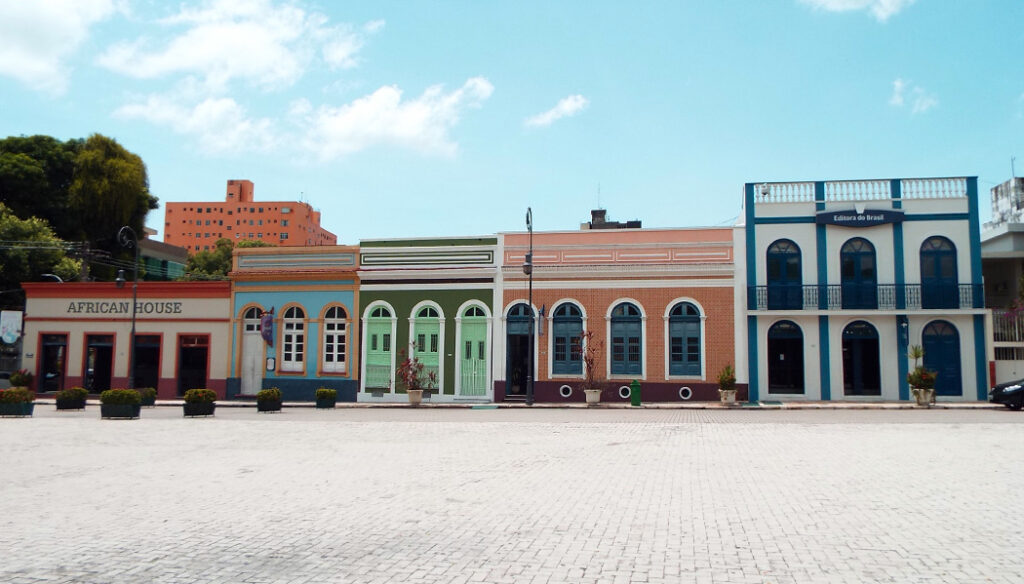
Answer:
[610, 302, 642, 375]
[841, 238, 877, 309]
[767, 239, 802, 310]
[281, 306, 305, 372]
[842, 321, 880, 395]
[322, 306, 347, 374]
[668, 302, 701, 376]
[552, 303, 583, 375]
[920, 236, 958, 309]
[767, 320, 804, 393]
[243, 306, 262, 332]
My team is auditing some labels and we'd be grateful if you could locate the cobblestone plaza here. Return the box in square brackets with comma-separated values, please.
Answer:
[2, 407, 1022, 583]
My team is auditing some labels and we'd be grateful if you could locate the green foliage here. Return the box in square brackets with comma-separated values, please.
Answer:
[8, 368, 33, 387]
[0, 135, 81, 240]
[0, 387, 34, 403]
[0, 203, 81, 291]
[184, 237, 274, 280]
[257, 387, 282, 402]
[315, 388, 337, 400]
[907, 367, 937, 389]
[717, 364, 736, 391]
[57, 387, 89, 401]
[100, 388, 141, 405]
[136, 387, 157, 401]
[183, 388, 217, 403]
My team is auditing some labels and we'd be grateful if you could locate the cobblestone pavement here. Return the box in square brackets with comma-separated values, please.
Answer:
[2, 407, 1022, 584]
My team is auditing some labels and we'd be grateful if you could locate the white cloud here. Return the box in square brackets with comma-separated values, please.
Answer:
[298, 77, 495, 159]
[889, 77, 937, 114]
[524, 94, 589, 128]
[114, 93, 276, 154]
[98, 0, 381, 92]
[799, 0, 915, 22]
[0, 0, 119, 94]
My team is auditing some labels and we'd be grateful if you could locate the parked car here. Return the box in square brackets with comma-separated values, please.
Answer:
[990, 378, 1024, 410]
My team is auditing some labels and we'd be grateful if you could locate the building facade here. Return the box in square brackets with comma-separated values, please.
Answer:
[740, 177, 988, 402]
[20, 281, 231, 398]
[358, 237, 498, 403]
[164, 179, 337, 252]
[498, 227, 739, 403]
[228, 246, 360, 401]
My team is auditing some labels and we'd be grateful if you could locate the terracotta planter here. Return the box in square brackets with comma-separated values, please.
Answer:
[719, 389, 737, 405]
[407, 389, 423, 406]
[584, 389, 602, 406]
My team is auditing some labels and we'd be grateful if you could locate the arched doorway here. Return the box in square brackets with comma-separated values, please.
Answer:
[768, 321, 804, 393]
[920, 236, 957, 309]
[767, 240, 802, 310]
[459, 305, 488, 397]
[922, 320, 962, 396]
[842, 321, 880, 396]
[365, 305, 394, 391]
[841, 238, 877, 309]
[240, 306, 263, 395]
[505, 303, 533, 396]
[411, 305, 441, 388]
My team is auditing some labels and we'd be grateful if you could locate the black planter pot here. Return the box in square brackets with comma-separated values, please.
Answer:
[315, 398, 336, 409]
[100, 403, 141, 419]
[257, 399, 282, 413]
[183, 402, 216, 417]
[140, 395, 157, 407]
[56, 398, 86, 410]
[0, 402, 34, 417]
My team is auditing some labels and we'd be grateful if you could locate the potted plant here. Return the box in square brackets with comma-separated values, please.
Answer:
[8, 369, 33, 390]
[137, 387, 157, 407]
[56, 386, 89, 410]
[315, 387, 337, 409]
[0, 387, 35, 417]
[183, 388, 216, 417]
[257, 387, 282, 412]
[907, 345, 936, 406]
[578, 330, 605, 406]
[100, 388, 141, 419]
[397, 349, 437, 406]
[718, 364, 737, 405]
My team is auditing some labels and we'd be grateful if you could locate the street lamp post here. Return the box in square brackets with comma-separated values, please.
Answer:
[523, 208, 534, 406]
[116, 226, 139, 389]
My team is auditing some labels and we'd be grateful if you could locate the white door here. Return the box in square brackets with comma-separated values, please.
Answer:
[241, 331, 263, 395]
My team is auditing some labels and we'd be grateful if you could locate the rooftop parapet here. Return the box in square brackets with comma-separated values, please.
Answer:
[751, 177, 970, 204]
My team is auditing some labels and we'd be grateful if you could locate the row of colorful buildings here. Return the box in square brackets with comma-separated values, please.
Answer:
[17, 176, 994, 403]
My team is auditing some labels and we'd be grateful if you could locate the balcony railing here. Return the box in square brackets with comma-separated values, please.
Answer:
[993, 311, 1024, 343]
[747, 283, 983, 311]
[754, 177, 969, 203]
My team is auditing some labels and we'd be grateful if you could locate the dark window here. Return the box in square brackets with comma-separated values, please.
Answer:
[552, 303, 583, 375]
[610, 302, 642, 375]
[668, 302, 701, 376]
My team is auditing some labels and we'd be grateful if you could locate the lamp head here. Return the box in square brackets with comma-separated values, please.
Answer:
[115, 269, 126, 288]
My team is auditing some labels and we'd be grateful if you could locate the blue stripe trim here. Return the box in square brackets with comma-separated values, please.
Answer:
[816, 225, 827, 309]
[747, 315, 759, 402]
[815, 181, 825, 211]
[893, 224, 906, 310]
[897, 315, 909, 400]
[745, 183, 757, 307]
[754, 217, 816, 224]
[974, 315, 988, 400]
[819, 316, 830, 400]
[966, 177, 983, 297]
[891, 179, 902, 209]
[903, 213, 970, 221]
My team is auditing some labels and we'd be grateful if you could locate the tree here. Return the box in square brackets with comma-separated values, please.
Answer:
[0, 203, 81, 294]
[184, 238, 274, 280]
[0, 135, 81, 240]
[68, 134, 158, 252]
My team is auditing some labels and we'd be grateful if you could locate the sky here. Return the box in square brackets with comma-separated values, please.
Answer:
[1, 0, 1023, 243]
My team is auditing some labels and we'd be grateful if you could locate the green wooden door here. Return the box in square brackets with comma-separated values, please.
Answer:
[365, 308, 393, 390]
[460, 316, 488, 396]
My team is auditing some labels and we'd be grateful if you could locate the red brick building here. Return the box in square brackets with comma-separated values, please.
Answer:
[164, 180, 337, 252]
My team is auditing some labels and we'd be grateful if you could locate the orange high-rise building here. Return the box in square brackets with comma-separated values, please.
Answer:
[163, 180, 338, 252]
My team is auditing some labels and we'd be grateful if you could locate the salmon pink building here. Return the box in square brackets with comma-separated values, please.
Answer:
[164, 180, 337, 252]
[498, 226, 741, 402]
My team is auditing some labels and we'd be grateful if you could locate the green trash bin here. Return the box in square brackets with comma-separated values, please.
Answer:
[630, 379, 641, 406]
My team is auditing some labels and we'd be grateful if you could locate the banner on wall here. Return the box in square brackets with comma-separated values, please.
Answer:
[260, 307, 274, 346]
[0, 311, 22, 344]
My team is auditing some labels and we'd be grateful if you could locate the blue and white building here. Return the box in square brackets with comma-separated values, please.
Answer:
[737, 177, 988, 402]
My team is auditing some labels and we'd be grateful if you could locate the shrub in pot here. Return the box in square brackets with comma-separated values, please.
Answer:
[0, 387, 35, 417]
[183, 388, 216, 417]
[137, 387, 157, 407]
[257, 387, 282, 412]
[8, 369, 33, 390]
[907, 345, 937, 406]
[577, 331, 605, 406]
[56, 386, 89, 410]
[315, 387, 337, 409]
[718, 364, 738, 405]
[100, 388, 141, 419]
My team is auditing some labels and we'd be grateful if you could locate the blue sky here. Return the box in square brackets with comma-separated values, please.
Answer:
[1, 0, 1022, 242]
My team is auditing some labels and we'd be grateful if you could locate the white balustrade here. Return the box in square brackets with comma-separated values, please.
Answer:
[756, 182, 814, 203]
[901, 177, 967, 199]
[825, 180, 890, 201]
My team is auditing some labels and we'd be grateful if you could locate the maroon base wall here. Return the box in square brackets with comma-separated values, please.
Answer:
[494, 381, 749, 403]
